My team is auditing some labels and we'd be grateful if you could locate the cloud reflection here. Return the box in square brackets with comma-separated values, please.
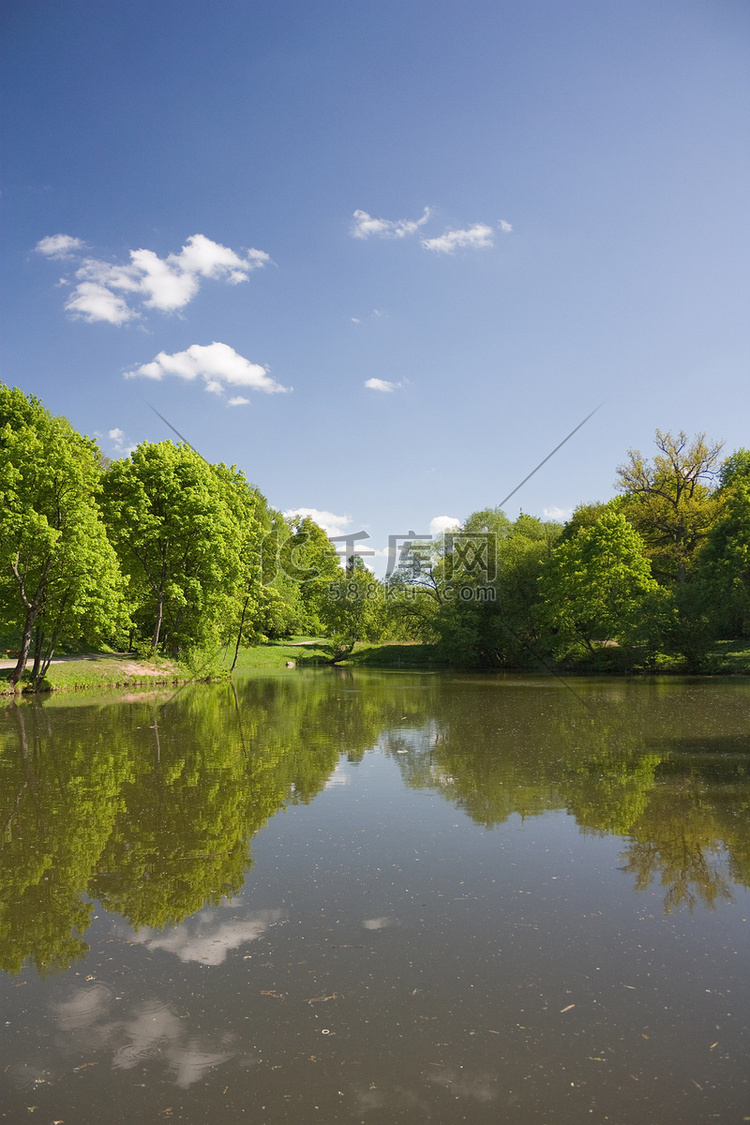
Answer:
[131, 907, 285, 965]
[427, 1065, 498, 1102]
[49, 987, 236, 1088]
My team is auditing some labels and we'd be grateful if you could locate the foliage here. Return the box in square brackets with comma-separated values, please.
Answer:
[557, 499, 623, 543]
[616, 429, 723, 583]
[101, 442, 244, 655]
[719, 447, 750, 490]
[538, 509, 659, 657]
[5, 387, 750, 676]
[695, 476, 750, 639]
[319, 556, 387, 660]
[277, 516, 345, 635]
[389, 509, 561, 668]
[0, 385, 128, 688]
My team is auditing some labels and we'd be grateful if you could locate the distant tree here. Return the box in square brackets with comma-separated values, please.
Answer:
[696, 473, 750, 638]
[320, 555, 386, 661]
[0, 385, 127, 688]
[558, 499, 622, 543]
[538, 510, 659, 657]
[208, 463, 290, 665]
[616, 429, 723, 583]
[433, 511, 561, 667]
[279, 516, 343, 634]
[385, 509, 560, 667]
[719, 448, 750, 490]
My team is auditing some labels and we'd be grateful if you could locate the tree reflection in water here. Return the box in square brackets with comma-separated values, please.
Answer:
[1, 673, 749, 974]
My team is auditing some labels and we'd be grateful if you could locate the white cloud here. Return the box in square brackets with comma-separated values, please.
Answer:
[35, 233, 87, 258]
[124, 342, 289, 396]
[65, 281, 135, 324]
[543, 506, 573, 523]
[421, 223, 495, 253]
[430, 515, 461, 536]
[364, 377, 399, 392]
[283, 508, 352, 536]
[38, 233, 270, 323]
[499, 219, 513, 233]
[351, 206, 431, 240]
[227, 395, 250, 407]
[107, 427, 136, 456]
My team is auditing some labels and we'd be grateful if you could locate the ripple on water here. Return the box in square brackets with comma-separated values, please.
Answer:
[51, 981, 116, 1031]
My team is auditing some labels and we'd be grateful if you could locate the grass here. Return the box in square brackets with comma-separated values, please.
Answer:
[0, 652, 223, 695]
[4, 634, 750, 695]
[223, 638, 445, 672]
[342, 642, 445, 669]
[218, 637, 331, 671]
[697, 639, 750, 675]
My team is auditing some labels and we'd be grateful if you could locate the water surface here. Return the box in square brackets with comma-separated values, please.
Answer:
[1, 672, 748, 1123]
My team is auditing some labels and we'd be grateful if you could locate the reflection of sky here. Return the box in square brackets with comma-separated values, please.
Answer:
[36, 905, 286, 1089]
[362, 916, 395, 930]
[427, 1065, 498, 1103]
[130, 907, 285, 965]
[324, 763, 350, 789]
[380, 721, 442, 756]
[113, 1000, 233, 1087]
[49, 988, 237, 1088]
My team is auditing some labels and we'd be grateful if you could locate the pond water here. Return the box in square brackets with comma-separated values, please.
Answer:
[0, 671, 749, 1124]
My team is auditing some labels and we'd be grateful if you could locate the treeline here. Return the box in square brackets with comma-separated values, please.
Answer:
[2, 384, 749, 679]
[393, 429, 750, 671]
[0, 385, 364, 688]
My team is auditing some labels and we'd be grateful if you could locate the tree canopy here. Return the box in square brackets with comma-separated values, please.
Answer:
[616, 429, 723, 583]
[0, 385, 127, 687]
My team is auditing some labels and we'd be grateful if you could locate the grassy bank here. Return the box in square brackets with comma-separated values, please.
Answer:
[219, 637, 329, 672]
[222, 639, 444, 672]
[231, 637, 750, 675]
[4, 635, 750, 695]
[0, 653, 225, 695]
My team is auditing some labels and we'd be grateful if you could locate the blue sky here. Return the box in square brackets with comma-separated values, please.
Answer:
[2, 0, 748, 569]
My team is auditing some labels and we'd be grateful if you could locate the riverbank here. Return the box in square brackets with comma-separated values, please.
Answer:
[229, 637, 750, 675]
[0, 652, 222, 695]
[3, 636, 750, 694]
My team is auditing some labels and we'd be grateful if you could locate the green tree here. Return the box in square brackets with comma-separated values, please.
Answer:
[207, 464, 300, 664]
[399, 509, 560, 668]
[696, 474, 750, 638]
[278, 516, 343, 634]
[320, 555, 386, 661]
[101, 442, 243, 655]
[538, 509, 659, 657]
[719, 448, 750, 491]
[616, 429, 723, 583]
[558, 499, 622, 543]
[0, 385, 128, 688]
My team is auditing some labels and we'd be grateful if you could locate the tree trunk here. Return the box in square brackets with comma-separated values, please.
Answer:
[152, 591, 164, 650]
[230, 595, 250, 672]
[31, 624, 43, 682]
[9, 607, 36, 688]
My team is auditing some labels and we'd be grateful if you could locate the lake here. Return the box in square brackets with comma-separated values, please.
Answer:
[1, 671, 748, 1124]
